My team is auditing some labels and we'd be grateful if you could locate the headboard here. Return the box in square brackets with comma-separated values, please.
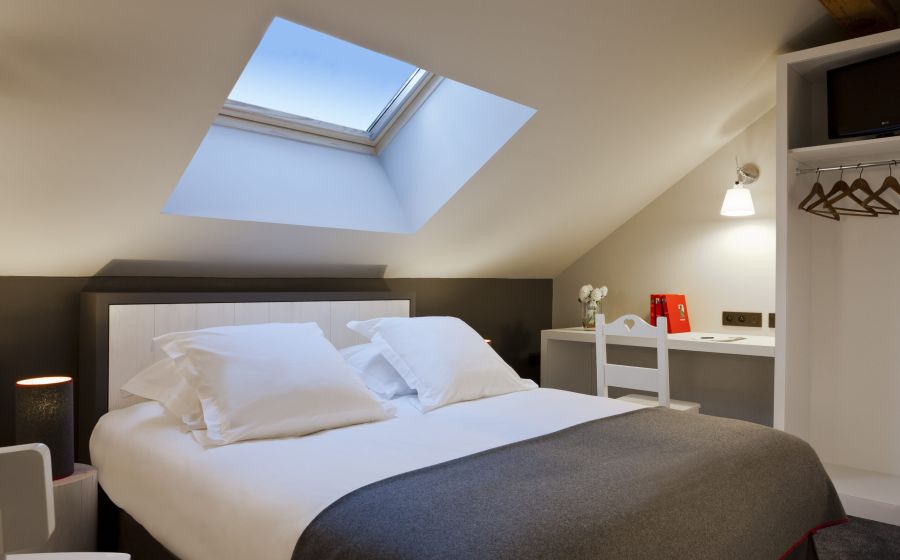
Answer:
[78, 291, 415, 461]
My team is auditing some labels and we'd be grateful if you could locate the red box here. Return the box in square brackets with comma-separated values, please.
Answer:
[649, 294, 691, 334]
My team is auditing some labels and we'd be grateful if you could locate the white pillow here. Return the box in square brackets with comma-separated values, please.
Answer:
[155, 322, 394, 446]
[340, 343, 415, 400]
[347, 316, 536, 412]
[347, 318, 382, 340]
[121, 358, 205, 429]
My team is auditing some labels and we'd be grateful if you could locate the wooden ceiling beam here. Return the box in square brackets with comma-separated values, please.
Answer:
[819, 0, 899, 37]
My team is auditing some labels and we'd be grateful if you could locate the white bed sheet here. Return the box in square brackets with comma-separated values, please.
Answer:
[90, 388, 641, 560]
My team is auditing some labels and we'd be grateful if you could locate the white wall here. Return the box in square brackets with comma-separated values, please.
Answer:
[554, 110, 776, 334]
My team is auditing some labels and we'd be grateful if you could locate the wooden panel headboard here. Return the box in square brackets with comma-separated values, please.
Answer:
[78, 292, 415, 461]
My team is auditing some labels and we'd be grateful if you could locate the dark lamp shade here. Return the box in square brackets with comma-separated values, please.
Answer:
[15, 376, 74, 479]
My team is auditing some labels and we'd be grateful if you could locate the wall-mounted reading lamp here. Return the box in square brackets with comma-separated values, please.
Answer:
[721, 159, 759, 217]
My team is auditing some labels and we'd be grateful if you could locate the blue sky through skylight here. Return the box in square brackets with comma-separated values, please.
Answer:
[228, 18, 418, 131]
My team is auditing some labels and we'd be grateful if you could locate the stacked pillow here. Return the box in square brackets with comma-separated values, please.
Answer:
[339, 343, 416, 400]
[121, 316, 537, 445]
[121, 357, 205, 429]
[348, 316, 536, 412]
[124, 322, 393, 446]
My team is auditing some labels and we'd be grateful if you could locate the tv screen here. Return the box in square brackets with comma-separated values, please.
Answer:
[827, 50, 900, 139]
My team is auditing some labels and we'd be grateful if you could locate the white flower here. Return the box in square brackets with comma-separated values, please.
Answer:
[578, 284, 593, 302]
[591, 286, 608, 301]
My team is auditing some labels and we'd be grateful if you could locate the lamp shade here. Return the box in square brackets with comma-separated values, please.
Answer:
[15, 376, 74, 479]
[720, 183, 755, 217]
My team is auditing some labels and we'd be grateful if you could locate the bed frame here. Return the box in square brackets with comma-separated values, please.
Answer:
[78, 290, 415, 557]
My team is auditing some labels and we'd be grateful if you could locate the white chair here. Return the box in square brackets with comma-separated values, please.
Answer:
[0, 443, 129, 560]
[595, 314, 700, 413]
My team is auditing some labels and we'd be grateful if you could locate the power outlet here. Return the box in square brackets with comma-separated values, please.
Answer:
[722, 311, 763, 327]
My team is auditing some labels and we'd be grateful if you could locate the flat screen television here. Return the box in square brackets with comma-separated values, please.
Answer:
[827, 50, 900, 139]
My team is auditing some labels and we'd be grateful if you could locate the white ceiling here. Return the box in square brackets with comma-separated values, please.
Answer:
[0, 0, 838, 278]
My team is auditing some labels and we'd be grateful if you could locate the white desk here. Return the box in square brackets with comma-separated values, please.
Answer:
[541, 328, 776, 423]
[542, 327, 775, 358]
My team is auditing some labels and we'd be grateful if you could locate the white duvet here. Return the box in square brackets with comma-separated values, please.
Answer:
[91, 388, 641, 560]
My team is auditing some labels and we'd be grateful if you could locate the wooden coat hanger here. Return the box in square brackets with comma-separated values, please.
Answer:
[835, 165, 898, 215]
[798, 171, 840, 220]
[863, 161, 900, 212]
[822, 168, 878, 217]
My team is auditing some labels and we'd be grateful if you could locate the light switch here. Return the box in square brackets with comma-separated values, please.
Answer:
[722, 311, 762, 327]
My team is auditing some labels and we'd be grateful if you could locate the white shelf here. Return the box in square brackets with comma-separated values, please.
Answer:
[543, 328, 775, 358]
[789, 135, 900, 168]
[825, 463, 900, 525]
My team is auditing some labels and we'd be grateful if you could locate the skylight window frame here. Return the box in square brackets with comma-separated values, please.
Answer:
[218, 69, 436, 153]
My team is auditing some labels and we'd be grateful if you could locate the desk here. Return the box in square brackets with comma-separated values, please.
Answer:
[541, 327, 776, 424]
[542, 327, 774, 358]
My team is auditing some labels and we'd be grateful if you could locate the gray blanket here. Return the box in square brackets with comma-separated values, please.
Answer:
[293, 408, 845, 560]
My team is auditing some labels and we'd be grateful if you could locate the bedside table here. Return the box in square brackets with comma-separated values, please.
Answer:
[44, 463, 98, 552]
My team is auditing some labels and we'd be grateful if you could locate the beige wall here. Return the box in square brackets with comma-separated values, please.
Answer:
[554, 110, 776, 335]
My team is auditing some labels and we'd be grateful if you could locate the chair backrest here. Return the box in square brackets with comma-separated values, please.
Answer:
[0, 443, 55, 554]
[595, 314, 670, 407]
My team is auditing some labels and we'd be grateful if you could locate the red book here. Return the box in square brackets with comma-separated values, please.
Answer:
[649, 294, 691, 333]
[662, 294, 691, 333]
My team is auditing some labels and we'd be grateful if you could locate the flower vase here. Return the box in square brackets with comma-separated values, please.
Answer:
[581, 301, 599, 330]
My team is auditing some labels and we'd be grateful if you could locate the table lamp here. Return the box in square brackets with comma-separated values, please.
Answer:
[15, 376, 74, 479]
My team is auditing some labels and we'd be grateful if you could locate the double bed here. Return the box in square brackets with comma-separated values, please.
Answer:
[80, 292, 845, 560]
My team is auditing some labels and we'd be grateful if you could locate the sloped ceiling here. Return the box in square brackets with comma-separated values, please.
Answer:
[0, 0, 839, 278]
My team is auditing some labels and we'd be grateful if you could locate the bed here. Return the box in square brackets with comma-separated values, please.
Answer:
[80, 292, 845, 560]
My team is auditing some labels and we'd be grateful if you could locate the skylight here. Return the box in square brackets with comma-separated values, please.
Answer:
[179, 17, 537, 234]
[224, 18, 429, 143]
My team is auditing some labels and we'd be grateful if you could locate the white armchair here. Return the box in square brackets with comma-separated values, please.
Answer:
[0, 444, 128, 560]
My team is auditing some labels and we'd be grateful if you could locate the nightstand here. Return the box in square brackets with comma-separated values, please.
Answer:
[44, 463, 98, 552]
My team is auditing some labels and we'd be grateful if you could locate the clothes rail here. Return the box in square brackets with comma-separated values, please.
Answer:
[796, 158, 899, 175]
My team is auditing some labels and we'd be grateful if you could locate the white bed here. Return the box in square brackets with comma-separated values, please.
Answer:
[81, 294, 844, 560]
[90, 388, 640, 560]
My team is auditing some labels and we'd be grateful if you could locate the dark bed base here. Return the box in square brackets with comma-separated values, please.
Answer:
[119, 512, 179, 560]
[99, 490, 178, 560]
[100, 489, 822, 560]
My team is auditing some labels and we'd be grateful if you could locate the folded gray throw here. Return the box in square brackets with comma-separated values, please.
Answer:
[294, 407, 845, 560]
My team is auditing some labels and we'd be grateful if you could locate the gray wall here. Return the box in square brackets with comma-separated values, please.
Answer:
[606, 346, 773, 426]
[0, 276, 552, 446]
